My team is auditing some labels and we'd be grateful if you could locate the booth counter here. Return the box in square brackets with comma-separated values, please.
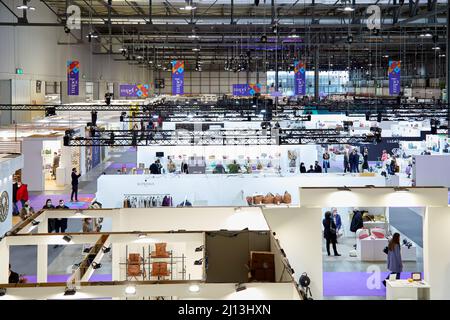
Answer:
[96, 173, 388, 208]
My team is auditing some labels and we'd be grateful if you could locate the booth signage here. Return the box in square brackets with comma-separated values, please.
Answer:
[294, 60, 306, 95]
[171, 60, 184, 95]
[67, 60, 80, 95]
[119, 84, 149, 98]
[0, 191, 9, 222]
[232, 83, 262, 96]
[388, 60, 401, 95]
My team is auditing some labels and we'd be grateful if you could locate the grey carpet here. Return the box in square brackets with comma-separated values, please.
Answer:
[388, 207, 423, 248]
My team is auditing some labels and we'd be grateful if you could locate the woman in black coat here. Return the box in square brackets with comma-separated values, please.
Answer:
[323, 211, 341, 256]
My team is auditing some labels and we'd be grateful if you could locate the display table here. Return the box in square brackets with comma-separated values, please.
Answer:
[357, 237, 388, 261]
[363, 221, 388, 231]
[386, 280, 430, 300]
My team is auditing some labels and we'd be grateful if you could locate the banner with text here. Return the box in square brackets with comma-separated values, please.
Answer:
[119, 84, 150, 98]
[67, 60, 80, 96]
[232, 83, 262, 96]
[171, 60, 184, 95]
[388, 60, 401, 95]
[294, 60, 306, 96]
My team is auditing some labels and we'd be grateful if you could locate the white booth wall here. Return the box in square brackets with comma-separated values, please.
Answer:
[0, 155, 23, 236]
[413, 155, 450, 187]
[21, 136, 73, 191]
[136, 145, 320, 174]
[263, 207, 323, 299]
[96, 174, 387, 208]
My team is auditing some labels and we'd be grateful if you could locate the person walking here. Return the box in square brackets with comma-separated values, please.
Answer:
[314, 161, 322, 173]
[83, 218, 94, 233]
[16, 181, 29, 209]
[383, 233, 403, 286]
[42, 199, 56, 233]
[149, 160, 160, 174]
[12, 178, 19, 216]
[332, 208, 342, 235]
[323, 211, 341, 256]
[71, 168, 81, 202]
[322, 151, 330, 173]
[300, 162, 306, 173]
[52, 152, 60, 180]
[362, 147, 369, 172]
[350, 149, 360, 173]
[343, 150, 350, 173]
[55, 200, 69, 233]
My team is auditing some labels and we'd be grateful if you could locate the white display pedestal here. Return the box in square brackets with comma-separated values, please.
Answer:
[401, 245, 417, 261]
[386, 280, 430, 300]
[56, 167, 66, 187]
[357, 237, 388, 261]
[363, 221, 388, 231]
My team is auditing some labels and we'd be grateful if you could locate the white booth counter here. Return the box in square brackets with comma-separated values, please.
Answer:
[96, 173, 388, 208]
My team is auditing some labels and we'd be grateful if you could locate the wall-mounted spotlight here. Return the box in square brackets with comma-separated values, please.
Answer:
[337, 186, 351, 191]
[63, 235, 73, 243]
[64, 287, 77, 296]
[194, 258, 203, 265]
[235, 283, 247, 292]
[347, 35, 353, 44]
[102, 246, 111, 253]
[31, 220, 40, 226]
[394, 187, 410, 192]
[92, 262, 102, 269]
[195, 245, 204, 252]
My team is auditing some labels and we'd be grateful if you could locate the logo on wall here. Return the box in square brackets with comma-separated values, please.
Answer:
[0, 191, 9, 223]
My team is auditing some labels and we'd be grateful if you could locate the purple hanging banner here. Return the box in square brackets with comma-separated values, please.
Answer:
[232, 84, 262, 96]
[67, 60, 79, 96]
[119, 84, 149, 97]
[171, 60, 184, 95]
[294, 60, 306, 96]
[388, 60, 401, 95]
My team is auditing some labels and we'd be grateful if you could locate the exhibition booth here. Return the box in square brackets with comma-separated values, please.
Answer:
[95, 173, 389, 208]
[0, 154, 24, 236]
[0, 207, 301, 300]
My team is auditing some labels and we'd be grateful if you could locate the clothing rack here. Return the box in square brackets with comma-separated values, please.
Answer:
[123, 194, 173, 208]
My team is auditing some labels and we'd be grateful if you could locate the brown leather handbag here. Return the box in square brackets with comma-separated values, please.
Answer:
[263, 193, 275, 204]
[253, 195, 263, 205]
[246, 196, 254, 206]
[273, 194, 283, 205]
[282, 191, 292, 204]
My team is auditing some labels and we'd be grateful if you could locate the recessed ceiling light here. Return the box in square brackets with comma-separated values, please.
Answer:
[432, 46, 441, 50]
[192, 48, 200, 52]
[138, 233, 147, 239]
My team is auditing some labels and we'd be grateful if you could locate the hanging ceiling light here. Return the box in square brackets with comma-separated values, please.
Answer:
[419, 33, 433, 38]
[180, 1, 196, 10]
[431, 46, 441, 50]
[17, 5, 35, 10]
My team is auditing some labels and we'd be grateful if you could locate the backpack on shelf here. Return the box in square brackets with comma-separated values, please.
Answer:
[263, 193, 275, 204]
[273, 194, 283, 205]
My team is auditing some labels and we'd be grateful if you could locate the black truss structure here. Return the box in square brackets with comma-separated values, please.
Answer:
[64, 128, 379, 147]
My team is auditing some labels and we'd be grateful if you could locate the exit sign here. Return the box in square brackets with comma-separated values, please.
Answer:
[16, 68, 23, 74]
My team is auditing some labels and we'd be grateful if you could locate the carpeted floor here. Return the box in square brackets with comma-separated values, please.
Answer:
[323, 272, 421, 297]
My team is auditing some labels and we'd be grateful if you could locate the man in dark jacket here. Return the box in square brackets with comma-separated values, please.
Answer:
[149, 160, 161, 174]
[314, 161, 322, 173]
[54, 199, 70, 248]
[71, 168, 81, 202]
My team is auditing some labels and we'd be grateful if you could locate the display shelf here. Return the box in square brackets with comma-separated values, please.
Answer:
[386, 280, 430, 300]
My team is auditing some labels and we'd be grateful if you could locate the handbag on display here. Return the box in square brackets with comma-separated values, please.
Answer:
[371, 227, 386, 239]
[253, 195, 263, 205]
[356, 228, 370, 240]
[282, 191, 292, 204]
[273, 194, 283, 205]
[246, 196, 253, 206]
[263, 193, 275, 204]
[383, 246, 389, 255]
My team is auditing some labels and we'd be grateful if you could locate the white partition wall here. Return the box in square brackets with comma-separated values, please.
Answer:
[413, 155, 450, 187]
[263, 207, 323, 299]
[96, 174, 387, 208]
[423, 207, 450, 300]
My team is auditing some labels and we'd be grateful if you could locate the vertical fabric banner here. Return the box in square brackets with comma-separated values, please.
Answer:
[294, 60, 306, 95]
[171, 60, 184, 95]
[67, 60, 80, 95]
[388, 60, 401, 95]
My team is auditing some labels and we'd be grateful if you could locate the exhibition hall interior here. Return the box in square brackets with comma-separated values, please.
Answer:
[0, 0, 449, 302]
